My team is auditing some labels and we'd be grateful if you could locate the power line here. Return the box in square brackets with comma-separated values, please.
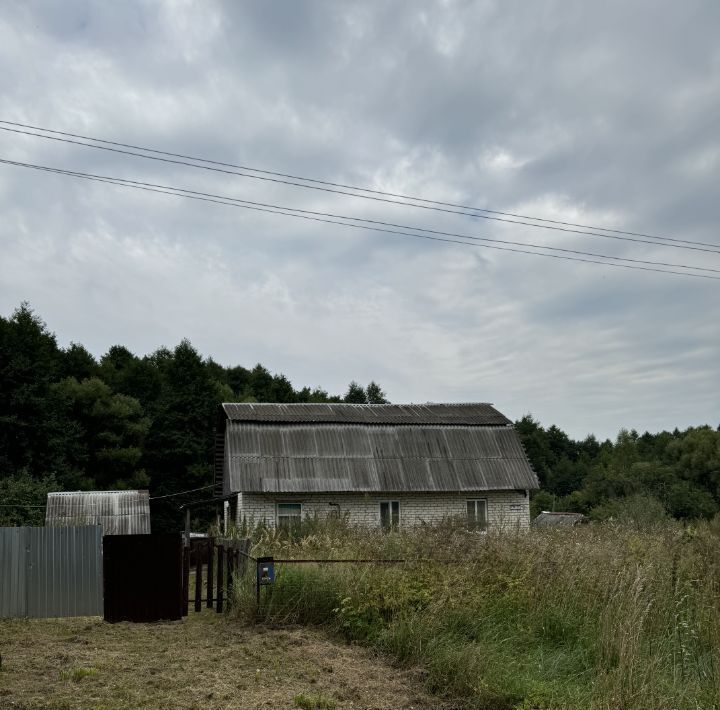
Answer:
[2, 118, 714, 249]
[149, 484, 215, 501]
[1, 157, 718, 282]
[0, 483, 216, 506]
[3, 157, 717, 277]
[0, 484, 215, 509]
[1, 121, 718, 255]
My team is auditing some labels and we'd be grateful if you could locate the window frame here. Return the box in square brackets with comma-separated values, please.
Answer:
[276, 501, 303, 531]
[379, 500, 400, 531]
[466, 498, 488, 532]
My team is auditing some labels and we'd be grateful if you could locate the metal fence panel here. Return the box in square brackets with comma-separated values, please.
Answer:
[0, 527, 26, 618]
[0, 526, 103, 618]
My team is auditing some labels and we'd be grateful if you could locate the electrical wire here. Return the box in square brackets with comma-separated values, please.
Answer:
[0, 484, 216, 507]
[149, 484, 215, 501]
[2, 122, 719, 254]
[1, 117, 714, 248]
[1, 157, 718, 281]
[5, 157, 718, 274]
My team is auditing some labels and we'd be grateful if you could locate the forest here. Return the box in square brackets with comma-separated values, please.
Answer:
[1, 303, 718, 531]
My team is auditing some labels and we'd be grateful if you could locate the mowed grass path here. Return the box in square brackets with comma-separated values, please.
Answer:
[0, 612, 446, 709]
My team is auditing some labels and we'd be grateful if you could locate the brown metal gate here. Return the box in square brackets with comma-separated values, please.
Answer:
[103, 534, 183, 623]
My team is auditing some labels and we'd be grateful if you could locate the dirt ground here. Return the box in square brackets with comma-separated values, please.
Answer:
[0, 612, 451, 709]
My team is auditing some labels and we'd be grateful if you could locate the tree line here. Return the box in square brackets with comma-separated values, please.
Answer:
[1, 304, 718, 529]
[518, 415, 720, 521]
[0, 304, 386, 530]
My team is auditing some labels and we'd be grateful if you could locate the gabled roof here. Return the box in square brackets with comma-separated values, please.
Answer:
[217, 403, 538, 495]
[45, 490, 150, 535]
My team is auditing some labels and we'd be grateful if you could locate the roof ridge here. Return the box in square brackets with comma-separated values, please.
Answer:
[222, 402, 495, 407]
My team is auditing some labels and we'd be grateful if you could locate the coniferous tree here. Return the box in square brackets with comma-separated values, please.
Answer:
[0, 304, 63, 477]
[366, 381, 389, 404]
[344, 381, 367, 404]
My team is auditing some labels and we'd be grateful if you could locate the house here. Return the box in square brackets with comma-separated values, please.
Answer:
[533, 511, 588, 527]
[45, 490, 151, 535]
[215, 402, 539, 531]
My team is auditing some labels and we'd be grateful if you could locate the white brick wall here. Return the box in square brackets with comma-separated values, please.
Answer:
[235, 490, 530, 531]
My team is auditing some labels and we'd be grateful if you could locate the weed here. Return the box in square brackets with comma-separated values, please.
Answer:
[293, 691, 336, 709]
[60, 666, 98, 682]
[236, 519, 720, 709]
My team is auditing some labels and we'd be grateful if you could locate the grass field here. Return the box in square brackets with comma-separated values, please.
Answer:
[0, 612, 447, 709]
[233, 518, 720, 709]
[3, 520, 719, 709]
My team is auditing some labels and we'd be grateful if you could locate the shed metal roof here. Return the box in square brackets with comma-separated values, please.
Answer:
[221, 402, 511, 426]
[533, 512, 587, 527]
[45, 490, 151, 535]
[223, 420, 538, 495]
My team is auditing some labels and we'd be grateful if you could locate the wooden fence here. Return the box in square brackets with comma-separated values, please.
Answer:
[182, 537, 252, 614]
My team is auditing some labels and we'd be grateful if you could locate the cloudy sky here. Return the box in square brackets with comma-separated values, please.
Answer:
[0, 1, 718, 439]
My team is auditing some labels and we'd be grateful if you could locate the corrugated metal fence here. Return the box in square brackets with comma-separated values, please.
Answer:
[0, 526, 103, 618]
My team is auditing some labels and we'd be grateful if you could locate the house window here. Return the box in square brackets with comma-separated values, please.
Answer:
[467, 499, 487, 531]
[380, 501, 400, 531]
[277, 503, 302, 531]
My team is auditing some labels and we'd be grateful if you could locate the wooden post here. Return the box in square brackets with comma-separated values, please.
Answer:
[184, 508, 190, 548]
[182, 545, 190, 616]
[226, 544, 234, 605]
[194, 554, 202, 613]
[255, 558, 260, 609]
[216, 545, 224, 613]
[206, 538, 214, 609]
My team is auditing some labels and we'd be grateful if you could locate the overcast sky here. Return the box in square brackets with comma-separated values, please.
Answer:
[0, 1, 718, 439]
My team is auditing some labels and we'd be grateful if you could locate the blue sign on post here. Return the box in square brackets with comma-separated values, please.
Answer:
[257, 556, 275, 585]
[256, 556, 274, 607]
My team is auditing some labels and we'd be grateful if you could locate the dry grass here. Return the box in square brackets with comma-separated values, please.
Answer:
[0, 612, 448, 709]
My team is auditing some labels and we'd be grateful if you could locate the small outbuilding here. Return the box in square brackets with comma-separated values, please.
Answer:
[45, 490, 151, 535]
[533, 511, 587, 527]
[215, 402, 539, 531]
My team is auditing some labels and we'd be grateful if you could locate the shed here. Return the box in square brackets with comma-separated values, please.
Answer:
[533, 511, 588, 527]
[45, 490, 151, 535]
[216, 402, 539, 531]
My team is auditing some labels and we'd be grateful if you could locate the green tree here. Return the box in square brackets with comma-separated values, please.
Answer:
[50, 377, 150, 490]
[344, 381, 367, 404]
[61, 343, 99, 381]
[248, 364, 275, 401]
[0, 303, 63, 477]
[99, 346, 162, 410]
[365, 381, 389, 404]
[143, 341, 220, 530]
[0, 471, 60, 526]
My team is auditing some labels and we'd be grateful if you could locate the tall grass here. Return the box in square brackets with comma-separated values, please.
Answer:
[232, 518, 720, 709]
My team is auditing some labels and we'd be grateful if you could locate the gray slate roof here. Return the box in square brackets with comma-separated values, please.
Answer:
[221, 402, 511, 426]
[219, 403, 538, 495]
[45, 490, 151, 535]
[533, 512, 587, 527]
